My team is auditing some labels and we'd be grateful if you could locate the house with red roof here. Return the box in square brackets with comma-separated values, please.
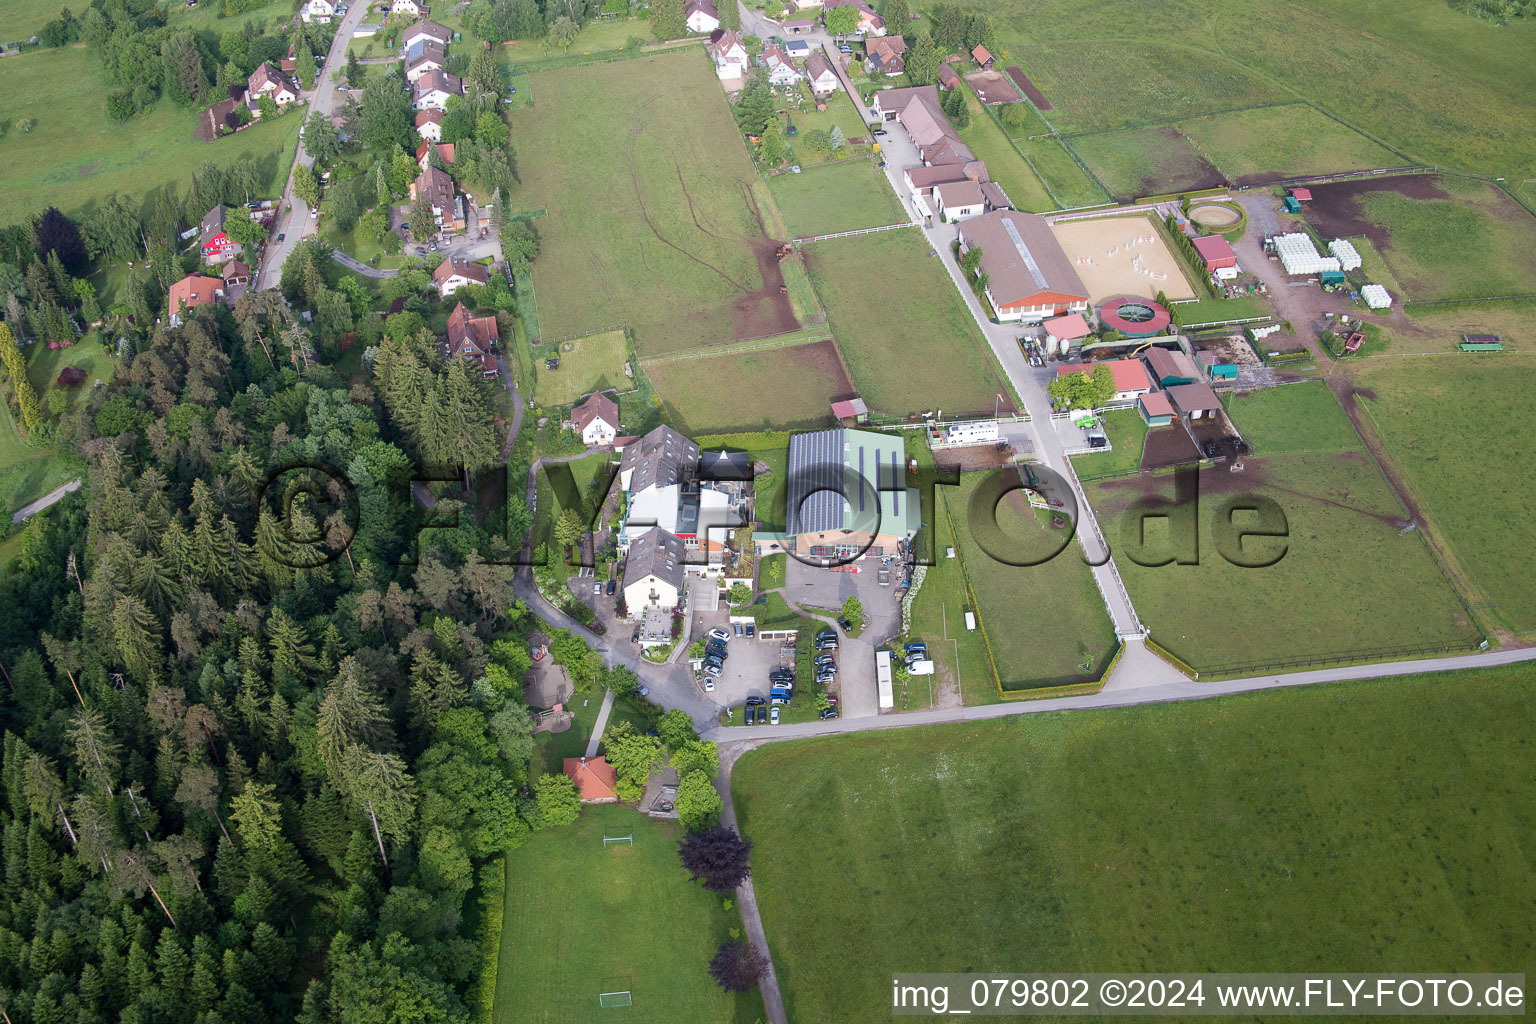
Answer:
[415, 109, 444, 142]
[247, 63, 298, 109]
[570, 391, 620, 446]
[432, 257, 488, 297]
[1055, 359, 1151, 403]
[1191, 234, 1239, 280]
[971, 44, 995, 70]
[445, 302, 499, 376]
[167, 274, 224, 326]
[199, 205, 241, 265]
[564, 757, 618, 803]
[823, 0, 885, 35]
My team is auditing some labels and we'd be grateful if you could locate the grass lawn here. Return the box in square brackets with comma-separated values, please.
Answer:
[1070, 408, 1148, 479]
[777, 83, 872, 169]
[767, 160, 905, 238]
[1224, 381, 1362, 455]
[644, 340, 849, 435]
[534, 329, 631, 407]
[1069, 125, 1221, 202]
[902, 500, 992, 707]
[954, 93, 1054, 213]
[733, 662, 1536, 1024]
[758, 552, 786, 589]
[26, 333, 119, 413]
[1170, 295, 1272, 327]
[1353, 352, 1536, 634]
[947, 471, 1116, 690]
[493, 804, 764, 1024]
[506, 51, 790, 355]
[0, 48, 301, 224]
[0, 399, 83, 517]
[1177, 104, 1402, 185]
[1087, 451, 1478, 672]
[532, 451, 615, 553]
[804, 229, 1014, 418]
[2, 0, 70, 39]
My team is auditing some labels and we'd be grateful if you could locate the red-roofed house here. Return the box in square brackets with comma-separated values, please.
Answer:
[413, 70, 463, 110]
[432, 257, 489, 297]
[685, 0, 720, 32]
[416, 140, 455, 169]
[415, 109, 444, 142]
[1055, 359, 1151, 403]
[445, 302, 499, 376]
[971, 44, 995, 70]
[410, 165, 460, 234]
[1191, 234, 1239, 280]
[571, 391, 620, 446]
[199, 205, 241, 264]
[167, 274, 224, 326]
[563, 757, 618, 803]
[403, 19, 452, 51]
[708, 28, 749, 80]
[248, 63, 298, 109]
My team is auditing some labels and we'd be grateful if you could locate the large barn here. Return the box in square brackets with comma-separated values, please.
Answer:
[957, 211, 1089, 323]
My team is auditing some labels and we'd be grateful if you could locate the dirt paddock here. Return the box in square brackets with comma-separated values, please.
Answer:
[964, 70, 1021, 105]
[1049, 215, 1196, 303]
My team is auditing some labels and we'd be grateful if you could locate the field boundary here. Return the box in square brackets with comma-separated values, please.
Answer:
[1058, 99, 1312, 140]
[637, 327, 834, 366]
[1403, 293, 1536, 310]
[978, 95, 1112, 209]
[795, 222, 914, 244]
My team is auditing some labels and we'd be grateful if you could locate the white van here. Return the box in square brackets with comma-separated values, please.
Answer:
[907, 659, 935, 676]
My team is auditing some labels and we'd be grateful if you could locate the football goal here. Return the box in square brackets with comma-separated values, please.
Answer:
[598, 990, 633, 1009]
[602, 833, 633, 847]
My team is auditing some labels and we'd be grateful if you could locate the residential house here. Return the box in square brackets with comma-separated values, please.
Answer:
[167, 274, 224, 326]
[1191, 234, 1239, 280]
[823, 0, 885, 35]
[416, 139, 455, 169]
[971, 44, 995, 70]
[805, 51, 839, 96]
[707, 28, 748, 80]
[1054, 360, 1152, 404]
[391, 0, 430, 16]
[404, 41, 446, 83]
[619, 425, 700, 494]
[1143, 347, 1201, 388]
[570, 391, 619, 447]
[761, 45, 802, 86]
[410, 165, 459, 234]
[199, 205, 241, 264]
[415, 108, 444, 142]
[431, 257, 488, 297]
[934, 180, 985, 221]
[300, 0, 334, 23]
[863, 35, 907, 76]
[937, 62, 961, 90]
[247, 63, 298, 108]
[622, 529, 687, 611]
[685, 0, 720, 33]
[784, 428, 919, 560]
[402, 19, 452, 52]
[563, 757, 618, 803]
[413, 70, 463, 110]
[220, 260, 251, 287]
[444, 302, 499, 375]
[957, 210, 1089, 323]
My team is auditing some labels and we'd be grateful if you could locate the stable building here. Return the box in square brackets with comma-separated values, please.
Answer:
[1166, 381, 1224, 420]
[957, 210, 1089, 323]
[1143, 346, 1201, 388]
[1191, 234, 1238, 280]
[1138, 391, 1175, 426]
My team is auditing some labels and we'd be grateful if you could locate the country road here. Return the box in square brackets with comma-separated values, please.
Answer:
[11, 479, 82, 523]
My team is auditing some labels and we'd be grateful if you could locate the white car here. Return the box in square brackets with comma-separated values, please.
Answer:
[769, 706, 781, 725]
[703, 679, 715, 692]
[708, 627, 731, 644]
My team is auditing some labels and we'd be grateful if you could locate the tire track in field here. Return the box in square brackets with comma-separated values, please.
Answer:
[627, 127, 749, 292]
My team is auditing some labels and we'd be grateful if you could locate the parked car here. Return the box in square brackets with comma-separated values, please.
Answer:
[817, 629, 837, 641]
[819, 707, 839, 720]
[427, 239, 437, 252]
[275, 233, 285, 243]
[907, 659, 935, 676]
[703, 663, 723, 678]
[636, 684, 649, 696]
[838, 616, 854, 633]
[904, 641, 928, 655]
[592, 581, 602, 595]
[769, 706, 781, 725]
[745, 623, 755, 637]
[746, 706, 759, 725]
[769, 693, 792, 706]
[746, 695, 766, 706]
[631, 631, 640, 644]
[703, 679, 715, 692]
[816, 638, 839, 651]
[708, 627, 731, 643]
[606, 579, 615, 595]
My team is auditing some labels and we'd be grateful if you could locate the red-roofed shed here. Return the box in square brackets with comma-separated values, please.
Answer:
[1190, 234, 1237, 272]
[564, 757, 619, 803]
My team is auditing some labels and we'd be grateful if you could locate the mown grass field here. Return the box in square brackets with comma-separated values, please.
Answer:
[804, 229, 1012, 418]
[507, 51, 788, 356]
[1070, 408, 1148, 479]
[1353, 353, 1536, 634]
[948, 471, 1116, 690]
[767, 160, 905, 238]
[535, 329, 631, 407]
[904, 491, 996, 707]
[26, 334, 120, 414]
[0, 400, 83, 517]
[1176, 104, 1403, 184]
[531, 451, 614, 553]
[643, 339, 850, 434]
[1069, 125, 1219, 202]
[1086, 451, 1477, 672]
[954, 93, 1054, 213]
[0, 48, 301, 224]
[1223, 381, 1362, 455]
[493, 804, 764, 1024]
[733, 662, 1536, 1024]
[2, 0, 70, 39]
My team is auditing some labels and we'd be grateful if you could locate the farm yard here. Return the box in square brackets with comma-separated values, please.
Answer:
[1086, 450, 1479, 674]
[506, 52, 796, 357]
[643, 339, 852, 434]
[0, 47, 302, 224]
[1352, 353, 1536, 635]
[533, 329, 632, 408]
[1048, 215, 1196, 303]
[492, 805, 764, 1024]
[1302, 175, 1536, 303]
[946, 471, 1117, 692]
[767, 161, 906, 238]
[803, 229, 1016, 419]
[733, 662, 1536, 1024]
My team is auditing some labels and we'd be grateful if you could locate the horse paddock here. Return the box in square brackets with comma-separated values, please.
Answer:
[1049, 215, 1195, 303]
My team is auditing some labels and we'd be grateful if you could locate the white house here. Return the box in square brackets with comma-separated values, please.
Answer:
[412, 70, 463, 110]
[300, 0, 334, 23]
[762, 46, 802, 87]
[708, 29, 749, 81]
[247, 63, 298, 108]
[415, 109, 443, 142]
[404, 43, 446, 83]
[934, 180, 986, 222]
[571, 392, 619, 447]
[805, 51, 839, 96]
[391, 0, 430, 16]
[431, 257, 488, 297]
[402, 19, 452, 52]
[684, 0, 720, 33]
[622, 529, 687, 611]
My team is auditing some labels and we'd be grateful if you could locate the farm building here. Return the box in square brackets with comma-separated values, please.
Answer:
[1196, 351, 1238, 380]
[937, 63, 961, 91]
[831, 398, 869, 423]
[1288, 187, 1312, 202]
[1055, 360, 1151, 403]
[934, 180, 986, 221]
[1138, 391, 1175, 426]
[1098, 297, 1172, 338]
[957, 210, 1089, 323]
[1144, 346, 1201, 387]
[1191, 234, 1238, 280]
[1166, 381, 1224, 420]
[1362, 284, 1392, 309]
[1328, 238, 1363, 271]
[785, 428, 920, 560]
[1272, 233, 1340, 276]
[1043, 312, 1091, 352]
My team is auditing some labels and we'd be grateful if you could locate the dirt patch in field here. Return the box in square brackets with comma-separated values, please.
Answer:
[1005, 67, 1052, 110]
[735, 184, 800, 340]
[934, 446, 1017, 473]
[1139, 128, 1224, 197]
[1301, 174, 1452, 247]
[1140, 425, 1203, 471]
[964, 70, 1021, 106]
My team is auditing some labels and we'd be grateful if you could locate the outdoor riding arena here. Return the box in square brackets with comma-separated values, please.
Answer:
[1049, 214, 1195, 303]
[1188, 203, 1242, 228]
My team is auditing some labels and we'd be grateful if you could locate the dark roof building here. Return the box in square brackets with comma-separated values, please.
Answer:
[957, 210, 1089, 322]
[619, 425, 700, 494]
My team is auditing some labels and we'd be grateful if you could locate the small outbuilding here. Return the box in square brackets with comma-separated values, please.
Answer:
[1144, 346, 1201, 388]
[564, 757, 619, 803]
[1042, 312, 1091, 351]
[1166, 381, 1224, 420]
[831, 397, 869, 423]
[1138, 391, 1174, 427]
[1190, 234, 1238, 280]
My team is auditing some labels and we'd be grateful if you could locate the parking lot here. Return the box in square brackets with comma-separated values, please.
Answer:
[784, 555, 904, 720]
